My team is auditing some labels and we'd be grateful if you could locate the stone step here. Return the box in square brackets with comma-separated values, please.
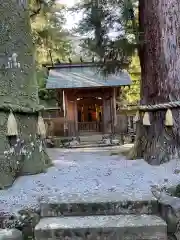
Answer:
[80, 134, 103, 142]
[69, 143, 117, 148]
[0, 229, 22, 240]
[35, 215, 167, 240]
[40, 193, 158, 217]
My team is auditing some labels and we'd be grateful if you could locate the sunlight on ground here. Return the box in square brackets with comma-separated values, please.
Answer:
[110, 144, 134, 157]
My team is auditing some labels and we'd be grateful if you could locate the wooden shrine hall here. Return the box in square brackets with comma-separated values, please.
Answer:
[45, 62, 132, 137]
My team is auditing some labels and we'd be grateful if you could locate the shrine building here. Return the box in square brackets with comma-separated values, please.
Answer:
[45, 62, 132, 137]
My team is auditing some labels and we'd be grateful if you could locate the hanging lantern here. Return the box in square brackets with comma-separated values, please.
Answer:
[165, 109, 173, 126]
[37, 114, 46, 138]
[143, 112, 151, 126]
[134, 110, 140, 122]
[7, 111, 18, 136]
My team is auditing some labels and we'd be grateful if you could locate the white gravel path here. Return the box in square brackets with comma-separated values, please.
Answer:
[0, 146, 180, 215]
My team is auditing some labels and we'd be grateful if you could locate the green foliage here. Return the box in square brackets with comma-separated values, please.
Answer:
[31, 2, 71, 65]
[30, 1, 72, 104]
[117, 54, 140, 105]
[73, 0, 140, 103]
[29, 0, 56, 18]
[127, 54, 140, 103]
[30, 0, 140, 105]
[72, 0, 139, 74]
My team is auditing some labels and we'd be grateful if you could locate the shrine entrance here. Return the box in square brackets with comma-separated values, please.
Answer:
[63, 87, 117, 136]
[77, 96, 103, 133]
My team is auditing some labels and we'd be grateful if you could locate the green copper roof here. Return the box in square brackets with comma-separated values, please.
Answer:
[46, 64, 132, 89]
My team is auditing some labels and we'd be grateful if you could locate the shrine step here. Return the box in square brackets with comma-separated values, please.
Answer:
[69, 143, 116, 148]
[34, 215, 167, 240]
[40, 193, 158, 217]
[0, 228, 22, 240]
[80, 134, 103, 142]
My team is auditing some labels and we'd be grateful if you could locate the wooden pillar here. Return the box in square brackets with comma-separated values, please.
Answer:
[74, 99, 78, 135]
[102, 89, 111, 134]
[65, 90, 78, 137]
[63, 90, 68, 136]
[112, 87, 117, 134]
[102, 96, 106, 134]
[102, 88, 117, 135]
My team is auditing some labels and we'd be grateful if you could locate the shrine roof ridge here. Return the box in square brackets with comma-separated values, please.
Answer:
[43, 62, 108, 69]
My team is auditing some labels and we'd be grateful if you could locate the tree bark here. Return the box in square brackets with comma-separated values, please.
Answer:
[134, 0, 180, 164]
[0, 1, 51, 188]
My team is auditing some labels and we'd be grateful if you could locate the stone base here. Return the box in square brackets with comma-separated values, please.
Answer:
[101, 135, 120, 145]
[0, 112, 51, 189]
[35, 215, 167, 240]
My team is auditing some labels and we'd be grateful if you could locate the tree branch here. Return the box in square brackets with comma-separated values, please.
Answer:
[30, 6, 41, 18]
[30, 0, 45, 18]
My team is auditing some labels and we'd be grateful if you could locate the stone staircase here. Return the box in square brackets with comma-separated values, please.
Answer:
[52, 133, 122, 148]
[70, 134, 121, 148]
[34, 193, 168, 240]
[77, 134, 107, 148]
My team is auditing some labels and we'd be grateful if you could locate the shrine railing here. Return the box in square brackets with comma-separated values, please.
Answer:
[78, 121, 102, 132]
[42, 109, 137, 138]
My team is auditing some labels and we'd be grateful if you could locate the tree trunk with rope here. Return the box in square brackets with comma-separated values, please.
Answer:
[133, 0, 180, 164]
[0, 1, 51, 188]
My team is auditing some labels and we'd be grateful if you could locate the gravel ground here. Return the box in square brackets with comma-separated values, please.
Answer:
[0, 146, 180, 215]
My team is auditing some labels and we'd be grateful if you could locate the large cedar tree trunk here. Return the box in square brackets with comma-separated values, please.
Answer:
[134, 0, 180, 164]
[0, 1, 51, 188]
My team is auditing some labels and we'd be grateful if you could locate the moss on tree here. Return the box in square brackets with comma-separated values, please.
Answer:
[0, 1, 51, 188]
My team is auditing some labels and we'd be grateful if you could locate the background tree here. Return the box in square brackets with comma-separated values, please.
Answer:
[31, 1, 72, 107]
[72, 0, 140, 103]
[73, 0, 180, 164]
[72, 0, 138, 70]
